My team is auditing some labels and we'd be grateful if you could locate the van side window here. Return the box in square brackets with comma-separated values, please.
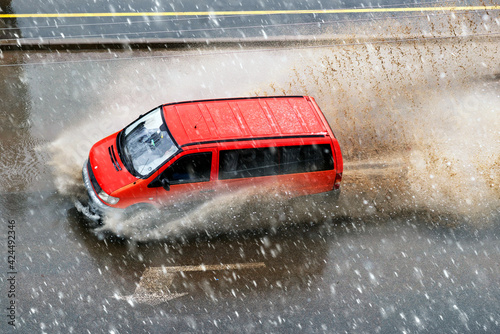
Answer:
[219, 147, 279, 179]
[219, 144, 333, 180]
[281, 144, 333, 174]
[161, 152, 212, 184]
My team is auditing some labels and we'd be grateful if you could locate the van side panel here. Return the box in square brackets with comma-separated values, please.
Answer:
[111, 177, 157, 209]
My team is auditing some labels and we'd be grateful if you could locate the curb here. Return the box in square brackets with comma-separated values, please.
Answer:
[1, 33, 500, 51]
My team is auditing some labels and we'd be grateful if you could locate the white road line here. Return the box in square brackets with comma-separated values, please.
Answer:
[116, 262, 266, 305]
[152, 262, 267, 273]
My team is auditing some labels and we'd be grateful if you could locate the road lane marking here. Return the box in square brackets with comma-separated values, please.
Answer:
[152, 262, 266, 272]
[1, 6, 499, 18]
[116, 262, 266, 305]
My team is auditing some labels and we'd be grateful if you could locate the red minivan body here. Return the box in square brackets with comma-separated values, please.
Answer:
[82, 96, 343, 215]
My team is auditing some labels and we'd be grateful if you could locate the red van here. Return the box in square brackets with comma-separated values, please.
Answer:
[82, 96, 343, 217]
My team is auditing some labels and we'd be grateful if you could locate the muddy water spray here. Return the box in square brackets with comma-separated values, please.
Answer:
[261, 39, 499, 220]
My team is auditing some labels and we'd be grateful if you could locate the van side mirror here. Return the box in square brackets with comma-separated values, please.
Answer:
[161, 178, 170, 191]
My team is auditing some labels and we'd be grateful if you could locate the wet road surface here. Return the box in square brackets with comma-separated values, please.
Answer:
[2, 191, 500, 332]
[1, 0, 498, 41]
[1, 7, 500, 334]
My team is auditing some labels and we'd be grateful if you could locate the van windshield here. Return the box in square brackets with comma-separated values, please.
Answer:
[119, 107, 178, 178]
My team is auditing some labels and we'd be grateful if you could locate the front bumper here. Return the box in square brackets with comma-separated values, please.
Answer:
[82, 159, 119, 216]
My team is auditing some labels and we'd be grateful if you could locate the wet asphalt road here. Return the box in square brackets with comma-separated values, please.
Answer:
[1, 191, 500, 333]
[1, 0, 497, 40]
[1, 2, 500, 333]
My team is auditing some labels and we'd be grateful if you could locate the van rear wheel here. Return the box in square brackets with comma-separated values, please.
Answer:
[327, 189, 341, 202]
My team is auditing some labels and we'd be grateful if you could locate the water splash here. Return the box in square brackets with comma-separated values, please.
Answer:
[260, 39, 500, 221]
[96, 187, 343, 242]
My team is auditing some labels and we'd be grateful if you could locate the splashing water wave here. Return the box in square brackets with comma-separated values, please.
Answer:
[259, 38, 500, 224]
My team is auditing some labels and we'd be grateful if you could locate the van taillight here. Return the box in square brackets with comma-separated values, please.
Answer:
[334, 172, 342, 189]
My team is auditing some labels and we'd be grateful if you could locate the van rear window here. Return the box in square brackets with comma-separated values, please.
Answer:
[219, 144, 333, 180]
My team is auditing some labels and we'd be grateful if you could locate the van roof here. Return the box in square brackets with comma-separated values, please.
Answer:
[162, 96, 329, 147]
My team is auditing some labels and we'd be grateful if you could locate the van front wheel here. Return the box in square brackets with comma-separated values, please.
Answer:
[123, 203, 157, 219]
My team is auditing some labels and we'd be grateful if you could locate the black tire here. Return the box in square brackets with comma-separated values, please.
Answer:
[326, 188, 341, 202]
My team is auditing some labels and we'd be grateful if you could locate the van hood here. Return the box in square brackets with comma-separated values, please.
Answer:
[88, 132, 137, 195]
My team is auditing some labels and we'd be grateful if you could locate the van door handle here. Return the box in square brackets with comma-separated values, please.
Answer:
[200, 190, 215, 193]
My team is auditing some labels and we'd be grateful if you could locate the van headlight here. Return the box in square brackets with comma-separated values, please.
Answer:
[97, 190, 120, 205]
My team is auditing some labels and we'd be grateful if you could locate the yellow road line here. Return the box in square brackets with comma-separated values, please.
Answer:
[0, 6, 499, 18]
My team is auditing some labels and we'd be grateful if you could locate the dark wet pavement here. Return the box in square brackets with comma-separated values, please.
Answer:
[2, 190, 500, 332]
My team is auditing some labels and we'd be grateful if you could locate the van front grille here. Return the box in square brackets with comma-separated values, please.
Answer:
[108, 145, 122, 171]
[87, 160, 102, 194]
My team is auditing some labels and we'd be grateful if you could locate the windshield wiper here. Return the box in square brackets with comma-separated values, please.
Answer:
[139, 158, 150, 176]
